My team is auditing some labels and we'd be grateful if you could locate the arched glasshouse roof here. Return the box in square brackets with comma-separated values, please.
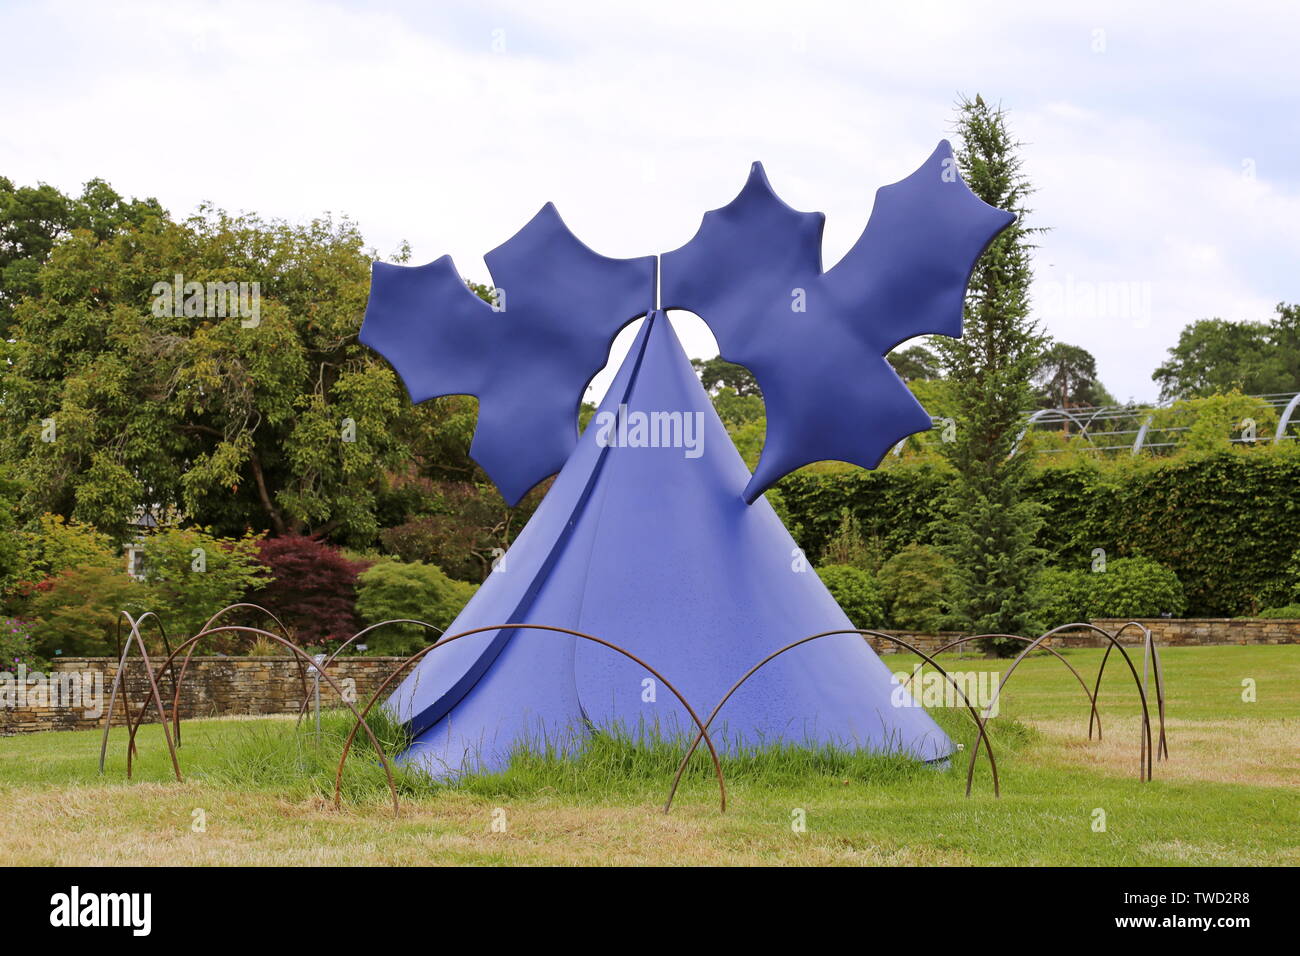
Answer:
[883, 391, 1300, 461]
[1012, 391, 1300, 456]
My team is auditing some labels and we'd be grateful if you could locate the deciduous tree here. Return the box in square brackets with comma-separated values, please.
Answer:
[1152, 304, 1300, 401]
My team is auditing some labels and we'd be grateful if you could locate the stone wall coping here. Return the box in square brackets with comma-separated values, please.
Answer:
[1089, 618, 1300, 624]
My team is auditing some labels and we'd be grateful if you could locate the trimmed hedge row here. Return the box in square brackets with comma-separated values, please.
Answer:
[779, 451, 1300, 617]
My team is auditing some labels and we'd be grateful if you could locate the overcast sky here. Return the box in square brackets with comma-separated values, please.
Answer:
[3, 0, 1297, 404]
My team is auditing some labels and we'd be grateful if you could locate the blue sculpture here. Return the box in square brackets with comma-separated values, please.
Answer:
[662, 142, 1015, 501]
[360, 142, 1013, 777]
[360, 203, 655, 506]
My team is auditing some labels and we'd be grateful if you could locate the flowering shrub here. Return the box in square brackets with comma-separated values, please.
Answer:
[0, 618, 45, 671]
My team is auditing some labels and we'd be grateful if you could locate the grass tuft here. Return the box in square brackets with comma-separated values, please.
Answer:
[186, 703, 1035, 807]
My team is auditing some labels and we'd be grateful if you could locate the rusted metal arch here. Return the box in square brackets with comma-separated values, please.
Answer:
[101, 615, 147, 771]
[1089, 622, 1168, 762]
[108, 615, 139, 759]
[1126, 619, 1168, 761]
[99, 611, 178, 770]
[171, 603, 302, 747]
[1081, 624, 1164, 759]
[664, 629, 999, 815]
[977, 622, 1156, 781]
[113, 610, 177, 685]
[969, 622, 1155, 786]
[293, 619, 446, 726]
[335, 623, 728, 814]
[113, 609, 176, 666]
[111, 610, 179, 748]
[1144, 627, 1169, 760]
[905, 632, 1104, 740]
[126, 613, 183, 764]
[97, 612, 182, 782]
[106, 624, 404, 815]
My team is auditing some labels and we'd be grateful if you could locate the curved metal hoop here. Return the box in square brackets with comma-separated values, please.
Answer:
[966, 622, 1156, 786]
[171, 603, 300, 747]
[664, 629, 1000, 814]
[94, 606, 1169, 819]
[1144, 626, 1169, 760]
[293, 619, 445, 726]
[909, 633, 1103, 739]
[335, 623, 728, 814]
[98, 612, 183, 781]
[110, 610, 179, 749]
[104, 624, 404, 815]
[1088, 621, 1168, 761]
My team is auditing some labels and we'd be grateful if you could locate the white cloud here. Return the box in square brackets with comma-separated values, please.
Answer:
[1, 0, 1297, 403]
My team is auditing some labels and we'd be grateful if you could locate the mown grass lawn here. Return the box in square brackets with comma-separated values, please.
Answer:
[0, 645, 1296, 866]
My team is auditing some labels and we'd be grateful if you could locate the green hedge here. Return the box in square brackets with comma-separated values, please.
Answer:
[1029, 558, 1187, 629]
[780, 451, 1300, 617]
[815, 564, 885, 629]
[1258, 604, 1300, 619]
[780, 462, 950, 560]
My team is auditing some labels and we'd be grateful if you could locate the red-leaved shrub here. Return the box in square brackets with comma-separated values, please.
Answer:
[253, 536, 370, 648]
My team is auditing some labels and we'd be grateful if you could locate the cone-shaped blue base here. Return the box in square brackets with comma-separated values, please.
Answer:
[387, 313, 953, 776]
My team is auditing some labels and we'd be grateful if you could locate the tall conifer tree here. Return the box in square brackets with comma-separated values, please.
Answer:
[934, 95, 1047, 651]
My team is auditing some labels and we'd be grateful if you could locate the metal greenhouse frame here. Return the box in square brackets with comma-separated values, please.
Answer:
[1008, 391, 1300, 457]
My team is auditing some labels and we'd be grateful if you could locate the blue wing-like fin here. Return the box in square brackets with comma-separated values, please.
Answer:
[661, 140, 1015, 502]
[360, 204, 656, 505]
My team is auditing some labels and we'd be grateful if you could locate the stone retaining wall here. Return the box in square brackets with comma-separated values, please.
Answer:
[861, 617, 1300, 655]
[3, 618, 1295, 734]
[0, 656, 406, 735]
[1079, 617, 1300, 647]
